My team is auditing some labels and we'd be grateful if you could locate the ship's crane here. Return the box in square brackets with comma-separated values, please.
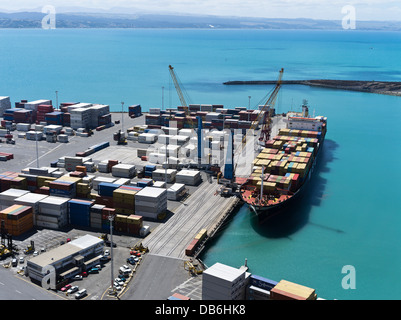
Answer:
[232, 68, 284, 177]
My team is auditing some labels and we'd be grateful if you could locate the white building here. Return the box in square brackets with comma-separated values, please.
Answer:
[26, 234, 104, 287]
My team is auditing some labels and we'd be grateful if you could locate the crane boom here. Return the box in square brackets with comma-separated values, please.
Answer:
[169, 65, 187, 107]
[168, 65, 195, 129]
[233, 68, 284, 176]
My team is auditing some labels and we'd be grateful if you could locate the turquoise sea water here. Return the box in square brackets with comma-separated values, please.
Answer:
[1, 29, 401, 299]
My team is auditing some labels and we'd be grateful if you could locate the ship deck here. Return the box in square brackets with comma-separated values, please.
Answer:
[240, 184, 292, 207]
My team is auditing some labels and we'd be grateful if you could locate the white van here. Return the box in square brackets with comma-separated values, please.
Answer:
[75, 289, 87, 299]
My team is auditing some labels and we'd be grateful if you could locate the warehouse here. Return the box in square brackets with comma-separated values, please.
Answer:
[26, 234, 104, 288]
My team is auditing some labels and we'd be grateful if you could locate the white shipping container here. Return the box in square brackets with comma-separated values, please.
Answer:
[112, 163, 136, 178]
[175, 170, 202, 186]
[0, 96, 11, 117]
[35, 220, 62, 230]
[178, 129, 194, 137]
[0, 189, 30, 208]
[16, 123, 31, 132]
[26, 131, 43, 141]
[151, 169, 177, 183]
[138, 133, 157, 144]
[92, 176, 117, 190]
[152, 181, 166, 188]
[57, 134, 69, 143]
[167, 183, 185, 200]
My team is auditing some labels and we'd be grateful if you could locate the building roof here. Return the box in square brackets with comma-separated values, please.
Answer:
[27, 234, 103, 268]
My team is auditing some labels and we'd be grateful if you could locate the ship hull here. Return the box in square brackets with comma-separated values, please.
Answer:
[242, 138, 324, 224]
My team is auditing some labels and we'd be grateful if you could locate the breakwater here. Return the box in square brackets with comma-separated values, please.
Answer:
[223, 79, 401, 96]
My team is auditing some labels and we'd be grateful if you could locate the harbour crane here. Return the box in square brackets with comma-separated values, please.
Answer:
[169, 65, 204, 164]
[231, 68, 284, 178]
[168, 65, 195, 129]
[258, 68, 284, 146]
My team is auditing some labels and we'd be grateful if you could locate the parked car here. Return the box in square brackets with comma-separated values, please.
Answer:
[126, 257, 136, 265]
[75, 289, 87, 299]
[113, 283, 122, 291]
[19, 256, 24, 264]
[11, 258, 17, 267]
[114, 278, 124, 286]
[33, 251, 39, 257]
[67, 286, 79, 294]
[119, 266, 131, 276]
[74, 274, 83, 280]
[130, 250, 141, 257]
[61, 284, 72, 292]
[88, 267, 99, 274]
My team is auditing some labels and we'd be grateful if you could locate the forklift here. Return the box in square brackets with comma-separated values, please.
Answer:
[24, 240, 35, 255]
[113, 129, 127, 145]
[0, 221, 17, 259]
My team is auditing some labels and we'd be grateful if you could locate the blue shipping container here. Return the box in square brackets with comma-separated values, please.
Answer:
[249, 275, 278, 291]
[98, 182, 122, 197]
[145, 165, 157, 171]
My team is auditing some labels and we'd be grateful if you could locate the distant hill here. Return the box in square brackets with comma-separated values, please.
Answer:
[0, 11, 400, 30]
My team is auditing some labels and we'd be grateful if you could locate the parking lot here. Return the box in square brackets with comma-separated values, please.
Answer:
[2, 224, 151, 300]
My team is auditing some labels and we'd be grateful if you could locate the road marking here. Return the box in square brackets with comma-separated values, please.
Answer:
[15, 290, 22, 294]
[26, 136, 76, 167]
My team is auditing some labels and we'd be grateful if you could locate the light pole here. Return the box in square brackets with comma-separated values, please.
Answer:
[162, 86, 165, 111]
[55, 90, 59, 110]
[121, 101, 124, 134]
[108, 214, 115, 292]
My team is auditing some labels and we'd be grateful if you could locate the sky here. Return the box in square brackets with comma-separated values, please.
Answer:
[0, 0, 400, 21]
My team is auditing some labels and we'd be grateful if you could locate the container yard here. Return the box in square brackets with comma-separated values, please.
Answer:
[0, 95, 325, 301]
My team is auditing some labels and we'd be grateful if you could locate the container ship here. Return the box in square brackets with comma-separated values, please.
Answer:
[239, 104, 327, 222]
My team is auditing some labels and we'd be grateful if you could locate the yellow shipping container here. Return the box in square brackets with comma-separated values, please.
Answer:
[115, 208, 135, 215]
[273, 280, 317, 300]
[195, 228, 207, 241]
[37, 176, 57, 187]
[279, 128, 290, 135]
[58, 176, 82, 184]
[252, 167, 263, 174]
[273, 154, 283, 161]
[115, 214, 128, 223]
[257, 159, 271, 167]
[256, 181, 276, 191]
[77, 183, 90, 191]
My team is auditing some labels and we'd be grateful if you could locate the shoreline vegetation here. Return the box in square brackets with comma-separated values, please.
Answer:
[223, 80, 401, 96]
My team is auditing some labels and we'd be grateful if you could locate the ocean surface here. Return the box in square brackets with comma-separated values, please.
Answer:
[1, 28, 401, 300]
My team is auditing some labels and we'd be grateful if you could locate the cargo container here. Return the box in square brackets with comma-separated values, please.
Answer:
[68, 199, 94, 227]
[0, 204, 34, 236]
[175, 170, 201, 186]
[111, 164, 136, 179]
[270, 280, 317, 300]
[98, 182, 122, 198]
[135, 187, 167, 220]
